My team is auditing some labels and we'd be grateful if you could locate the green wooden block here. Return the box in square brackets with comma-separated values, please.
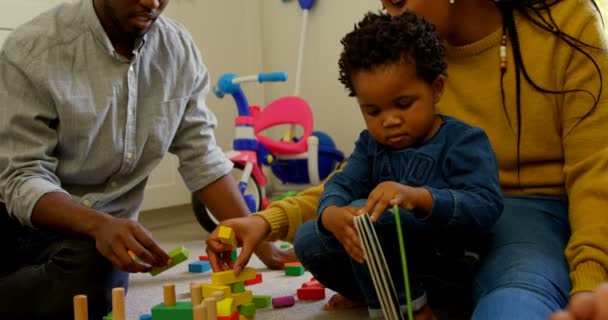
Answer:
[230, 281, 245, 294]
[279, 243, 291, 250]
[285, 265, 305, 276]
[103, 311, 113, 320]
[150, 246, 190, 276]
[252, 295, 271, 308]
[231, 249, 237, 262]
[238, 302, 257, 316]
[151, 301, 193, 320]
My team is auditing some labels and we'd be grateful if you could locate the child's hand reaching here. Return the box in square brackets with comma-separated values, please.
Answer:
[358, 181, 432, 222]
[321, 205, 365, 264]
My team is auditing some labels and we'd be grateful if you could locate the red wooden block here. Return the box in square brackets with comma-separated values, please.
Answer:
[244, 273, 263, 286]
[301, 280, 324, 288]
[217, 310, 239, 320]
[272, 295, 295, 308]
[199, 255, 209, 261]
[297, 287, 326, 300]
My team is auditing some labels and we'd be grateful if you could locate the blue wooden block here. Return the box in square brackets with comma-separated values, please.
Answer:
[188, 260, 211, 273]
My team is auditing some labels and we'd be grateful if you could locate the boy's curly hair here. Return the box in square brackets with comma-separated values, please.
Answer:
[338, 11, 447, 97]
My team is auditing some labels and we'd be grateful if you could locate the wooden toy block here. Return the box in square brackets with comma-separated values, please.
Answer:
[232, 290, 253, 306]
[284, 265, 305, 276]
[211, 267, 256, 286]
[191, 284, 203, 305]
[218, 310, 239, 320]
[151, 301, 193, 320]
[230, 281, 245, 294]
[203, 297, 217, 320]
[231, 250, 237, 262]
[163, 283, 176, 306]
[73, 295, 88, 320]
[192, 304, 207, 320]
[217, 297, 236, 317]
[139, 315, 152, 320]
[244, 273, 262, 286]
[251, 295, 271, 308]
[302, 279, 324, 288]
[112, 288, 126, 320]
[279, 243, 291, 250]
[238, 302, 256, 317]
[189, 261, 212, 273]
[272, 295, 295, 308]
[150, 246, 190, 276]
[218, 225, 237, 248]
[202, 283, 232, 298]
[199, 255, 209, 261]
[297, 287, 326, 300]
[103, 312, 113, 320]
[239, 316, 254, 320]
[283, 261, 302, 267]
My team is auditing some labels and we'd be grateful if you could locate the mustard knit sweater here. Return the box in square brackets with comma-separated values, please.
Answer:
[256, 0, 608, 295]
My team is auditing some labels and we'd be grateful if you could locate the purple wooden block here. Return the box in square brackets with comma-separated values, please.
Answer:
[272, 295, 295, 308]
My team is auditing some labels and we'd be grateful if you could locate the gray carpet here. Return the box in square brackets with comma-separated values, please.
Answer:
[128, 204, 369, 319]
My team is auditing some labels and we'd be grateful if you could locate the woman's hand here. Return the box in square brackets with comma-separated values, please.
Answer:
[322, 205, 365, 263]
[205, 215, 271, 275]
[549, 284, 608, 320]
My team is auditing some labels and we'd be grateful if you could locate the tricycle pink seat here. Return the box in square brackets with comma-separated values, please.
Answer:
[254, 96, 313, 155]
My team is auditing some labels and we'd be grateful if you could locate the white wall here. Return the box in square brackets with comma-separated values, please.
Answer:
[259, 0, 379, 155]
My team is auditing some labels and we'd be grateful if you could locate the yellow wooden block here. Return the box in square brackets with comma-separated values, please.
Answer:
[218, 226, 237, 248]
[211, 267, 257, 286]
[232, 290, 253, 306]
[201, 283, 232, 298]
[216, 297, 236, 317]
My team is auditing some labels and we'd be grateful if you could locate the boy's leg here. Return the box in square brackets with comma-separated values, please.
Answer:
[0, 203, 129, 320]
[472, 196, 570, 320]
[293, 219, 367, 304]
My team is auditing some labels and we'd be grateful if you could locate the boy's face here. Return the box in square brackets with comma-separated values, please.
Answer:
[353, 62, 444, 149]
[95, 0, 169, 38]
[380, 0, 450, 38]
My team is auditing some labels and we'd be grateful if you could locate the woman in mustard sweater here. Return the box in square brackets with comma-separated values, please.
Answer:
[207, 0, 608, 319]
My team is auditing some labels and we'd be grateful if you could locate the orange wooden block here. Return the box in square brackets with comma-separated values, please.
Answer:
[283, 261, 302, 268]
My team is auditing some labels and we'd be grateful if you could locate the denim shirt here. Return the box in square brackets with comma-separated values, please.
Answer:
[0, 0, 232, 226]
[319, 116, 503, 232]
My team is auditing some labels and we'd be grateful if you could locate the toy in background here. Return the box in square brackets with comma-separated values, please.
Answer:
[191, 72, 344, 232]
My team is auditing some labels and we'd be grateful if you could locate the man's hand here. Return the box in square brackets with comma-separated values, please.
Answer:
[322, 205, 365, 264]
[549, 284, 608, 320]
[206, 215, 271, 274]
[90, 215, 170, 273]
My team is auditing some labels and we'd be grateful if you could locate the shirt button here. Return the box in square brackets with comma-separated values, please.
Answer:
[129, 65, 134, 72]
[126, 152, 133, 160]
[111, 181, 118, 188]
[82, 199, 91, 207]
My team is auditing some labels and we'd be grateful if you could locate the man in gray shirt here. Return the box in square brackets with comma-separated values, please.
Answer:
[0, 0, 288, 319]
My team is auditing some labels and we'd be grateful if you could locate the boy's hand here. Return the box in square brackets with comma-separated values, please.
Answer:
[205, 216, 270, 274]
[359, 181, 425, 222]
[91, 216, 170, 273]
[321, 206, 365, 264]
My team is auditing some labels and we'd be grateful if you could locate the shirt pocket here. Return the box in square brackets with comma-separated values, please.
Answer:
[144, 97, 188, 158]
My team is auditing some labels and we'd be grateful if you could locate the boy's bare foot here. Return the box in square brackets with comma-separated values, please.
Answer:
[414, 305, 438, 320]
[323, 293, 366, 310]
[254, 242, 298, 270]
[549, 283, 608, 320]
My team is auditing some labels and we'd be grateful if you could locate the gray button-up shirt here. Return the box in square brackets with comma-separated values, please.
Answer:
[0, 0, 232, 226]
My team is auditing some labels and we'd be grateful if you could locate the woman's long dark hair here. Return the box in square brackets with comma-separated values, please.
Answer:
[493, 0, 605, 184]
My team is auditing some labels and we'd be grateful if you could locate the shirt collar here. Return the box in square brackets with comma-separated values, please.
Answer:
[83, 0, 148, 61]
